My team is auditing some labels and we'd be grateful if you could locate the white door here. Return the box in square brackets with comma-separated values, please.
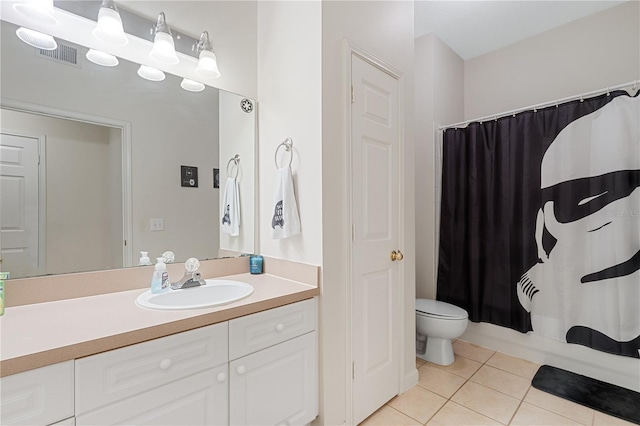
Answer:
[0, 132, 43, 277]
[351, 54, 402, 424]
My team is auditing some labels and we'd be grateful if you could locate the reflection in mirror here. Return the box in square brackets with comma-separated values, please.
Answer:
[0, 20, 256, 279]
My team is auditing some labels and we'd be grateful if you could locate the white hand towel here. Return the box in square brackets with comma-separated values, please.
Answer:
[221, 177, 240, 236]
[271, 167, 300, 239]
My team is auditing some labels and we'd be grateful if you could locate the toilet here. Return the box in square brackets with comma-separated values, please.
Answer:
[416, 299, 468, 365]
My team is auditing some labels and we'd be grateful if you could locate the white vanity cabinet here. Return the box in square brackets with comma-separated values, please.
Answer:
[0, 361, 74, 425]
[75, 322, 229, 426]
[228, 298, 318, 425]
[1, 298, 318, 426]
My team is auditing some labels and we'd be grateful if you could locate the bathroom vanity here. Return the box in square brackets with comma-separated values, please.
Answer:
[0, 258, 320, 426]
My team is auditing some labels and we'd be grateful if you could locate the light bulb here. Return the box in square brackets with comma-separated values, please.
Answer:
[16, 27, 57, 50]
[86, 49, 119, 67]
[137, 65, 165, 81]
[194, 31, 220, 78]
[13, 0, 57, 26]
[93, 1, 127, 46]
[149, 12, 178, 65]
[196, 50, 220, 78]
[180, 78, 205, 92]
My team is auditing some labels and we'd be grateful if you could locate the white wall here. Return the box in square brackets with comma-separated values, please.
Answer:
[464, 1, 639, 119]
[321, 2, 415, 424]
[432, 2, 640, 391]
[1, 110, 120, 274]
[257, 1, 323, 266]
[414, 33, 464, 300]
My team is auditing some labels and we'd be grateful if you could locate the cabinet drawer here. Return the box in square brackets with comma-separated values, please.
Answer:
[75, 322, 228, 415]
[0, 361, 74, 426]
[229, 298, 316, 360]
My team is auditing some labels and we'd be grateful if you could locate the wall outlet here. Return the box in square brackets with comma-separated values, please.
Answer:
[150, 218, 164, 231]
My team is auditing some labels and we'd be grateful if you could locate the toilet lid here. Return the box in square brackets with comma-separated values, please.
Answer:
[416, 299, 468, 319]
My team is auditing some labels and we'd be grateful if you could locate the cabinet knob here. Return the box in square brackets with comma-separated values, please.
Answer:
[217, 372, 227, 383]
[159, 358, 172, 370]
[276, 323, 285, 332]
[236, 365, 246, 375]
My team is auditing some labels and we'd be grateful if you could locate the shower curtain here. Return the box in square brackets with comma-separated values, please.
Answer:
[436, 90, 639, 358]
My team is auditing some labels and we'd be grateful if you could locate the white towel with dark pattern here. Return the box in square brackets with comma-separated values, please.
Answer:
[271, 167, 300, 239]
[221, 176, 240, 236]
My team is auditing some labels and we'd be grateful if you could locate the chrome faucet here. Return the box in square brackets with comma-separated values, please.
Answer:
[171, 271, 206, 290]
[170, 257, 206, 290]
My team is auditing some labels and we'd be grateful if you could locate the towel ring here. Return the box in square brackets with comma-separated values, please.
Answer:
[274, 137, 293, 168]
[227, 154, 240, 179]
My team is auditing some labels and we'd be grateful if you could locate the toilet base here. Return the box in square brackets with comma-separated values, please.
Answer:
[417, 336, 455, 366]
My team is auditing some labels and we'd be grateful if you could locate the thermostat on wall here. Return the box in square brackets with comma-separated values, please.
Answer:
[181, 165, 198, 188]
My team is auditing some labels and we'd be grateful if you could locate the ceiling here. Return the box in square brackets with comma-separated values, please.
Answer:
[414, 1, 627, 60]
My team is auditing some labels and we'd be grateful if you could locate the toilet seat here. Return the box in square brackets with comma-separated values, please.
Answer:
[416, 299, 467, 320]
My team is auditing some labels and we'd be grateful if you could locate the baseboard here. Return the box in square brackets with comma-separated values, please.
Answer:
[460, 322, 640, 392]
[403, 367, 419, 393]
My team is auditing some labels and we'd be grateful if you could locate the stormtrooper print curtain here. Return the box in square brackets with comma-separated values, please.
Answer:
[437, 90, 639, 358]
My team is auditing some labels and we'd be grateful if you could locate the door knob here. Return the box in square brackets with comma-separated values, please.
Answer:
[390, 250, 404, 261]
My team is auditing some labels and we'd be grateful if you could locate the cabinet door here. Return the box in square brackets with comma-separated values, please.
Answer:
[0, 361, 74, 426]
[76, 365, 228, 426]
[50, 418, 75, 426]
[230, 332, 317, 426]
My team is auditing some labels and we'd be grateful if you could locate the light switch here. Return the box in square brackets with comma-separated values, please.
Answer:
[181, 165, 198, 188]
[150, 218, 164, 231]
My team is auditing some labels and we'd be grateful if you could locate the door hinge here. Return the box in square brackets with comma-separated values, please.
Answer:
[351, 85, 355, 104]
[38, 154, 41, 165]
[352, 362, 355, 379]
[352, 224, 355, 242]
[124, 239, 127, 246]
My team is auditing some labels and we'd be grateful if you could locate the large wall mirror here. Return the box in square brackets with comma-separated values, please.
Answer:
[0, 5, 256, 279]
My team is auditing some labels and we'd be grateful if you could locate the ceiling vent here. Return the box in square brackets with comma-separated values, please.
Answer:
[37, 42, 81, 68]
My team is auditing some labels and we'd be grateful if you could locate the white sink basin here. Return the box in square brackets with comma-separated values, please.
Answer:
[136, 279, 254, 310]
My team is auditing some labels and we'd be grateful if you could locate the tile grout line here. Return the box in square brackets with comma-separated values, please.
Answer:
[416, 345, 600, 426]
[506, 385, 530, 425]
[383, 404, 425, 425]
[431, 352, 509, 425]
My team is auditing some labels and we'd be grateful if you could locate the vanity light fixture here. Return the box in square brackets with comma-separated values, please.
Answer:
[194, 31, 220, 78]
[137, 64, 165, 81]
[149, 12, 178, 65]
[180, 78, 205, 92]
[86, 49, 119, 67]
[13, 0, 57, 26]
[15, 27, 57, 50]
[92, 0, 128, 46]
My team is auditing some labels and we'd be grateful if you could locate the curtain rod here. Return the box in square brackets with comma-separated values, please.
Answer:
[438, 79, 639, 131]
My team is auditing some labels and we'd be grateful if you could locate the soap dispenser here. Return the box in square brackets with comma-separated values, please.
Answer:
[151, 257, 170, 294]
[139, 251, 152, 266]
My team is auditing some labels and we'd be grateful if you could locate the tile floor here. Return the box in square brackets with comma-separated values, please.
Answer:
[360, 340, 636, 426]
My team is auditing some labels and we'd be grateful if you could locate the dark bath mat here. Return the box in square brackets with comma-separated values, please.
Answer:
[532, 365, 640, 424]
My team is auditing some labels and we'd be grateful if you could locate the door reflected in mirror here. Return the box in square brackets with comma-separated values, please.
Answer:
[0, 20, 256, 279]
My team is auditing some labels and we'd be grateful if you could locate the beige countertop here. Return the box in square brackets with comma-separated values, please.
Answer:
[0, 272, 319, 377]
